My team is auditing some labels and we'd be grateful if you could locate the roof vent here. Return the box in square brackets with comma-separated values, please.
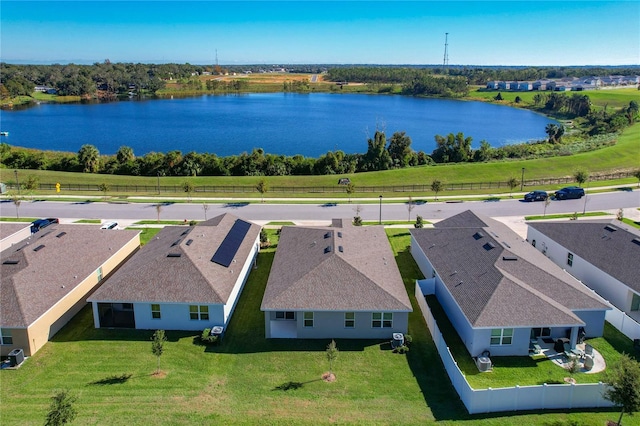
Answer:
[186, 239, 194, 246]
[56, 232, 67, 238]
[171, 239, 181, 247]
[3, 260, 19, 265]
[473, 232, 485, 240]
[181, 229, 191, 236]
[632, 238, 640, 247]
[337, 232, 342, 238]
[483, 242, 496, 251]
[502, 255, 518, 261]
[33, 244, 46, 252]
[324, 232, 331, 239]
[39, 231, 52, 238]
[324, 246, 332, 254]
[604, 225, 617, 232]
[338, 246, 343, 252]
[167, 252, 182, 258]
[502, 242, 511, 249]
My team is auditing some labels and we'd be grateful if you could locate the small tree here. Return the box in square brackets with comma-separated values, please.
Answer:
[431, 179, 443, 201]
[9, 191, 21, 219]
[494, 92, 503, 101]
[352, 216, 363, 226]
[256, 179, 268, 203]
[98, 182, 110, 200]
[603, 353, 640, 426]
[543, 196, 551, 217]
[507, 177, 519, 198]
[45, 390, 77, 426]
[414, 215, 424, 228]
[574, 169, 589, 186]
[633, 169, 640, 188]
[345, 182, 355, 203]
[617, 208, 625, 221]
[202, 203, 210, 221]
[406, 196, 415, 222]
[155, 204, 162, 223]
[151, 329, 167, 374]
[182, 181, 195, 202]
[326, 339, 338, 375]
[23, 174, 39, 191]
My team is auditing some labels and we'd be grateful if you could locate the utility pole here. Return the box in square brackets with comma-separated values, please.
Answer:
[443, 33, 449, 72]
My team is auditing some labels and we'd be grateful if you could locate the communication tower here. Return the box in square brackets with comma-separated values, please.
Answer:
[443, 33, 449, 70]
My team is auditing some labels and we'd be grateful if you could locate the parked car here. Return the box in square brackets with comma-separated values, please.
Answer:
[100, 221, 118, 230]
[30, 218, 59, 233]
[554, 186, 585, 200]
[524, 190, 548, 202]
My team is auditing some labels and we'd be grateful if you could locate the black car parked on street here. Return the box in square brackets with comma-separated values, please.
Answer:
[554, 186, 585, 200]
[524, 190, 548, 202]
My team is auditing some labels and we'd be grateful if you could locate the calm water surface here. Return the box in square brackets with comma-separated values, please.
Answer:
[0, 93, 556, 157]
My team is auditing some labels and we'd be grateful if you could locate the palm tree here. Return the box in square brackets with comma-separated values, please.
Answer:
[116, 145, 135, 164]
[78, 144, 100, 173]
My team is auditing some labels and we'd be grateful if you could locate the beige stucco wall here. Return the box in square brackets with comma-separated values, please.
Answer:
[1, 233, 140, 357]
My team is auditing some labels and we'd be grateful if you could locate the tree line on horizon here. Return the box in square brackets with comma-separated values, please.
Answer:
[2, 62, 639, 100]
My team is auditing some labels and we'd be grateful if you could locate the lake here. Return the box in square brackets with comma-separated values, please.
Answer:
[0, 93, 556, 157]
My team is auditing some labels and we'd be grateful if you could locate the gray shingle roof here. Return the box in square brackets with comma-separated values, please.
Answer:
[0, 223, 29, 240]
[411, 211, 609, 328]
[1, 225, 140, 328]
[528, 220, 640, 292]
[261, 222, 412, 312]
[88, 214, 260, 305]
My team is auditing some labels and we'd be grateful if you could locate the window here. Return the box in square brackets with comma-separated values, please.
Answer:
[151, 304, 161, 319]
[372, 312, 393, 328]
[567, 252, 574, 267]
[490, 328, 513, 346]
[275, 311, 295, 320]
[530, 327, 551, 339]
[97, 267, 103, 282]
[0, 328, 12, 345]
[344, 312, 355, 328]
[189, 305, 209, 321]
[303, 312, 314, 327]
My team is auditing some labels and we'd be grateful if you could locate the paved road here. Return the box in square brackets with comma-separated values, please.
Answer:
[2, 191, 638, 223]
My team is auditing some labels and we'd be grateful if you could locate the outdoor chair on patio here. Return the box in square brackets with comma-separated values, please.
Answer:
[585, 343, 593, 357]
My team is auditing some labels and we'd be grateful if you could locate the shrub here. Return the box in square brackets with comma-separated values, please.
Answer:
[200, 328, 219, 345]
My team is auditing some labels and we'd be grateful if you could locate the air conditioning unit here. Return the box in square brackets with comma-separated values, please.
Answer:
[476, 356, 492, 372]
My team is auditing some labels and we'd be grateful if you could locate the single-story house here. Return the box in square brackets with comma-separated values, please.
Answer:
[261, 219, 412, 339]
[410, 210, 610, 357]
[527, 220, 640, 323]
[1, 224, 140, 356]
[88, 214, 260, 332]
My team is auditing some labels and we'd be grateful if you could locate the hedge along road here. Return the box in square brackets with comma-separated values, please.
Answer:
[3, 190, 638, 223]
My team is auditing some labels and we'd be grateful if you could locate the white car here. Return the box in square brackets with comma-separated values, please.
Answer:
[100, 221, 118, 230]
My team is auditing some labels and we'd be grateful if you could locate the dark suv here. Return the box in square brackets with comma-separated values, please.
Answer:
[30, 218, 59, 233]
[554, 186, 585, 200]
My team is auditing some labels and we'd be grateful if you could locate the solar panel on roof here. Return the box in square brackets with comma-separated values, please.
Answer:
[211, 220, 252, 267]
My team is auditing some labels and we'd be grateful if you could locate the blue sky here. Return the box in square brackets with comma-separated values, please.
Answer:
[2, 1, 638, 65]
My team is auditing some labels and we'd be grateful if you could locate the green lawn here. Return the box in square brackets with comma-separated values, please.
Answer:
[0, 229, 624, 425]
[525, 212, 611, 221]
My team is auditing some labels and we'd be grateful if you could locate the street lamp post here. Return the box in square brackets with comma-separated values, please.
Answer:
[520, 168, 525, 192]
[14, 170, 20, 195]
[379, 195, 383, 225]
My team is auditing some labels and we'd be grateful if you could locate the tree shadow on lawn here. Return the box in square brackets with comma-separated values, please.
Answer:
[88, 373, 133, 386]
[272, 378, 323, 391]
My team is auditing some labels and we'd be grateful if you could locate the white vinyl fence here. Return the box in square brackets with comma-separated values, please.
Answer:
[414, 282, 615, 414]
[605, 306, 640, 341]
